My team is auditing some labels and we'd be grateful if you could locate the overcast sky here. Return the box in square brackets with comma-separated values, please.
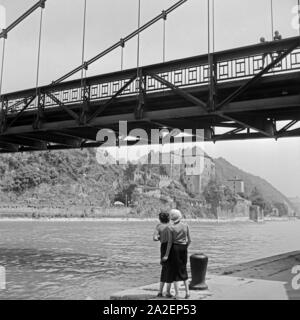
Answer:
[1, 0, 300, 198]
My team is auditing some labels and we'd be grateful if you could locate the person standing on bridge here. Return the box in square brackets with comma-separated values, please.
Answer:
[274, 30, 282, 41]
[153, 211, 173, 298]
[273, 31, 283, 67]
[260, 37, 274, 69]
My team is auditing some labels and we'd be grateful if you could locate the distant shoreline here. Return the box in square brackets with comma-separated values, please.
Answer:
[0, 205, 296, 223]
[0, 217, 295, 223]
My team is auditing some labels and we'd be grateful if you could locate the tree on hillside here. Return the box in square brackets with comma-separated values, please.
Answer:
[273, 202, 289, 217]
[124, 163, 137, 182]
[203, 180, 222, 205]
[223, 186, 237, 208]
[203, 180, 223, 217]
[249, 187, 271, 212]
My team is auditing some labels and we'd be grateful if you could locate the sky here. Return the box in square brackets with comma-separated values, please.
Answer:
[1, 0, 300, 198]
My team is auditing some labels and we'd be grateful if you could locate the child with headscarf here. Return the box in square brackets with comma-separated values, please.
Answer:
[167, 209, 191, 299]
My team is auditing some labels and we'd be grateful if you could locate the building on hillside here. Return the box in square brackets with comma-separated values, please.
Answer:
[145, 148, 216, 196]
[228, 177, 245, 194]
[157, 147, 216, 195]
[183, 147, 216, 195]
[159, 151, 182, 181]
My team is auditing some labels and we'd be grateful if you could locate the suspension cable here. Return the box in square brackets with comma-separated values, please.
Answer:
[137, 0, 141, 75]
[298, 0, 300, 36]
[208, 0, 215, 110]
[121, 46, 124, 70]
[212, 0, 215, 52]
[81, 0, 87, 84]
[162, 10, 167, 62]
[53, 0, 187, 84]
[35, 6, 44, 104]
[270, 0, 274, 40]
[120, 38, 125, 70]
[208, 0, 211, 56]
[0, 38, 6, 97]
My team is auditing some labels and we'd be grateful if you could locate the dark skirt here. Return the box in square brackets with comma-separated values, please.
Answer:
[169, 244, 188, 281]
[160, 242, 173, 283]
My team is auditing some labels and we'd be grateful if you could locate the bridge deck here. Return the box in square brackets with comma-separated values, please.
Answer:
[0, 36, 300, 152]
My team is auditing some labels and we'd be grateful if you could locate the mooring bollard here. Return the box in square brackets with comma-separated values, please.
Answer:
[189, 253, 208, 290]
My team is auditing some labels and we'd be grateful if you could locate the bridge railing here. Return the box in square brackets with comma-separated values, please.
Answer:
[216, 45, 300, 82]
[3, 36, 300, 115]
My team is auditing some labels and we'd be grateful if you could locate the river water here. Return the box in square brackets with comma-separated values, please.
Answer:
[0, 219, 299, 300]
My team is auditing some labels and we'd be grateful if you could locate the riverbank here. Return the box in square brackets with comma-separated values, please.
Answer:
[111, 251, 300, 300]
[0, 205, 295, 223]
[0, 205, 296, 221]
[0, 216, 295, 222]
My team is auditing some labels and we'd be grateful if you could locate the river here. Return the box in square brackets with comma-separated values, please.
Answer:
[0, 219, 299, 300]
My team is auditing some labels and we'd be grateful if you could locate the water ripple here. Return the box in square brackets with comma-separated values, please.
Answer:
[0, 220, 299, 299]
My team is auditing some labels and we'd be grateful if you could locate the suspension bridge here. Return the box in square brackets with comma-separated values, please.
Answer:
[0, 0, 300, 153]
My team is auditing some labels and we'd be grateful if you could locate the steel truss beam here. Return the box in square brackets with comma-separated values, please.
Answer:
[2, 125, 300, 153]
[213, 123, 242, 128]
[3, 91, 299, 136]
[57, 128, 102, 141]
[0, 136, 47, 150]
[127, 119, 210, 143]
[20, 132, 83, 148]
[3, 95, 36, 115]
[0, 142, 19, 152]
[46, 92, 80, 122]
[0, 99, 8, 132]
[220, 114, 275, 137]
[280, 127, 300, 137]
[220, 128, 245, 137]
[87, 75, 137, 123]
[33, 92, 46, 129]
[146, 71, 207, 111]
[277, 120, 298, 134]
[135, 70, 147, 120]
[79, 79, 91, 125]
[0, 138, 155, 154]
[6, 96, 36, 130]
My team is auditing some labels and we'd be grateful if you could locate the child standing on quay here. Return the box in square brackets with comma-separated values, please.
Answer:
[153, 211, 173, 298]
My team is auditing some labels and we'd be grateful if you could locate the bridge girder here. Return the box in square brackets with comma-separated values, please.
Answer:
[1, 37, 300, 153]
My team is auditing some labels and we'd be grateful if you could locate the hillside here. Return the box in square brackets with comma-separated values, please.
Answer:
[0, 149, 123, 207]
[214, 157, 293, 211]
[0, 148, 293, 217]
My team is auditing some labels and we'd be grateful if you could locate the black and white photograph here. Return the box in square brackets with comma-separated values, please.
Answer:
[0, 0, 300, 310]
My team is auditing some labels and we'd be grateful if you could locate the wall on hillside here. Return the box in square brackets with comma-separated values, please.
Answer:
[217, 199, 251, 220]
